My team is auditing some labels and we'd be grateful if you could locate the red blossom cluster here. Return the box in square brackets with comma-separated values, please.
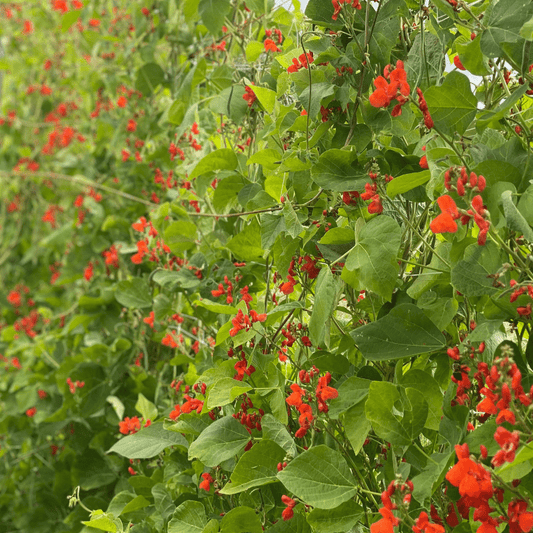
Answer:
[199, 472, 214, 491]
[229, 308, 266, 337]
[369, 61, 410, 116]
[232, 394, 263, 431]
[332, 0, 361, 21]
[66, 377, 85, 394]
[281, 495, 297, 521]
[286, 371, 338, 438]
[430, 177, 489, 245]
[243, 85, 257, 107]
[234, 352, 256, 381]
[371, 479, 416, 533]
[361, 182, 383, 214]
[287, 52, 314, 73]
[169, 395, 204, 420]
[509, 280, 533, 318]
[118, 416, 141, 435]
[211, 276, 235, 304]
[416, 88, 434, 129]
[476, 354, 532, 427]
[102, 244, 120, 272]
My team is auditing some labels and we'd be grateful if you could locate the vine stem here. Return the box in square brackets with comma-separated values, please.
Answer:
[0, 170, 157, 207]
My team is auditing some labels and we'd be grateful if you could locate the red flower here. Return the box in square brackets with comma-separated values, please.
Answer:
[143, 311, 155, 329]
[446, 449, 493, 499]
[119, 416, 141, 435]
[430, 195, 459, 234]
[419, 155, 428, 169]
[26, 407, 37, 417]
[243, 86, 257, 107]
[83, 261, 94, 281]
[281, 495, 296, 521]
[23, 20, 34, 34]
[264, 38, 280, 53]
[199, 472, 214, 491]
[371, 507, 400, 533]
[127, 119, 137, 132]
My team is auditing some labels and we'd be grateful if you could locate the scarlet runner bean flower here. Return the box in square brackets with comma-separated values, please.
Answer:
[281, 495, 296, 521]
[331, 0, 361, 21]
[429, 195, 459, 234]
[369, 61, 410, 115]
[119, 416, 141, 435]
[199, 472, 214, 491]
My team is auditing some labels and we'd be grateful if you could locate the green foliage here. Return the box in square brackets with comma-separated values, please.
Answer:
[1, 0, 533, 532]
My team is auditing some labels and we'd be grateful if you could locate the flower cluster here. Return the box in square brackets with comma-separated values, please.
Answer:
[287, 52, 314, 73]
[369, 61, 410, 116]
[229, 308, 267, 337]
[332, 0, 361, 21]
[286, 371, 338, 438]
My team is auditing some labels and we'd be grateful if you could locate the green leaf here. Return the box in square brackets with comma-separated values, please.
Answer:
[61, 10, 81, 32]
[261, 414, 297, 456]
[424, 71, 477, 135]
[520, 16, 533, 40]
[343, 215, 401, 302]
[455, 36, 491, 76]
[213, 175, 246, 212]
[309, 268, 338, 348]
[501, 190, 533, 241]
[82, 510, 117, 532]
[480, 0, 533, 57]
[387, 170, 430, 198]
[206, 378, 252, 409]
[121, 495, 151, 515]
[108, 421, 188, 459]
[194, 299, 237, 315]
[227, 219, 264, 262]
[248, 85, 276, 114]
[319, 227, 354, 245]
[135, 62, 165, 96]
[451, 242, 502, 297]
[277, 445, 357, 509]
[164, 220, 198, 254]
[198, 0, 231, 34]
[220, 507, 262, 533]
[283, 203, 304, 239]
[306, 500, 364, 533]
[300, 82, 336, 119]
[247, 148, 283, 170]
[398, 369, 443, 431]
[365, 382, 428, 446]
[310, 149, 368, 191]
[135, 393, 158, 421]
[152, 483, 176, 520]
[350, 304, 446, 361]
[168, 501, 207, 533]
[246, 41, 264, 62]
[328, 377, 372, 419]
[188, 416, 250, 467]
[190, 149, 238, 179]
[411, 452, 453, 504]
[261, 214, 287, 250]
[342, 401, 372, 455]
[219, 439, 286, 494]
[153, 269, 200, 289]
[115, 278, 152, 309]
